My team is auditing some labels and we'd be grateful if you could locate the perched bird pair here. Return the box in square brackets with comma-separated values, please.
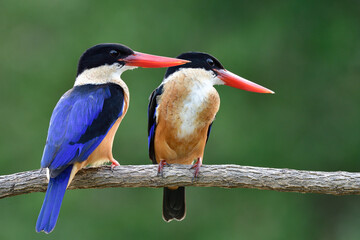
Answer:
[36, 43, 273, 233]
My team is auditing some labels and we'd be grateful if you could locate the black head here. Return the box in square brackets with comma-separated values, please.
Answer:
[164, 52, 224, 79]
[77, 43, 134, 76]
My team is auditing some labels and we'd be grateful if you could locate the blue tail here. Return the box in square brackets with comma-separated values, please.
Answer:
[36, 165, 72, 234]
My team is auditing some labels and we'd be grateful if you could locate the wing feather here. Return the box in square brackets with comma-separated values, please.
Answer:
[41, 84, 124, 178]
[147, 84, 163, 164]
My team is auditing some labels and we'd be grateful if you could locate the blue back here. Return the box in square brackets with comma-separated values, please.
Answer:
[41, 83, 124, 178]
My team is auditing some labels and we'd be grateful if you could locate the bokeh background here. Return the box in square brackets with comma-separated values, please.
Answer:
[1, 0, 360, 239]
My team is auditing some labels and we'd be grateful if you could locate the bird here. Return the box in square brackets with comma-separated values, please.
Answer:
[36, 43, 189, 233]
[147, 52, 274, 222]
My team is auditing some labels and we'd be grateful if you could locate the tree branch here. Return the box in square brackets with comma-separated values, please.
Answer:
[1, 164, 360, 199]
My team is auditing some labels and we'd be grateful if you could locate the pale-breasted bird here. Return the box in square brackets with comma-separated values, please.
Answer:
[36, 43, 189, 233]
[147, 52, 274, 222]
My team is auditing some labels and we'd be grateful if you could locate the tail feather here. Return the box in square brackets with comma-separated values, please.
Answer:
[162, 187, 186, 222]
[36, 165, 72, 233]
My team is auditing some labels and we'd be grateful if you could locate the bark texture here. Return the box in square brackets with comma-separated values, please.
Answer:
[1, 164, 360, 199]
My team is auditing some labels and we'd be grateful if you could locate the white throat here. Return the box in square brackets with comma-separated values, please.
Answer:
[163, 68, 225, 86]
[161, 68, 222, 139]
[74, 64, 137, 86]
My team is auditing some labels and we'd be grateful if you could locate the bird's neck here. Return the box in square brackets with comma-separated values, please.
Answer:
[163, 68, 220, 86]
[74, 64, 134, 100]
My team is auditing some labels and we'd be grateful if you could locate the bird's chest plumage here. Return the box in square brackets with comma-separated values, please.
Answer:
[155, 72, 220, 162]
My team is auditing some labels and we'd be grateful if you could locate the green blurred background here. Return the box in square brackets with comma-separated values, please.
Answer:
[1, 0, 360, 239]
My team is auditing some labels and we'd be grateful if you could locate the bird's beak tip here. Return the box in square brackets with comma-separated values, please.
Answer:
[216, 69, 274, 94]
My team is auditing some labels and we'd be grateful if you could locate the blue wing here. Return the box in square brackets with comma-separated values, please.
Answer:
[206, 121, 214, 143]
[41, 83, 124, 178]
[147, 84, 163, 164]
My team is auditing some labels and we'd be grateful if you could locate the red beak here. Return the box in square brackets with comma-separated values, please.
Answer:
[120, 52, 190, 68]
[214, 69, 274, 94]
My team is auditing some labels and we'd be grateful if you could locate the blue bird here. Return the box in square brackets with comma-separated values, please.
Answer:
[36, 43, 189, 233]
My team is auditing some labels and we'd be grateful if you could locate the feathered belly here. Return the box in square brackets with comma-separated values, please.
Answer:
[155, 126, 208, 164]
[154, 74, 220, 164]
[155, 102, 217, 164]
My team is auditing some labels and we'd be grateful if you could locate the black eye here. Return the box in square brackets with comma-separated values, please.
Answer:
[207, 58, 215, 67]
[109, 50, 120, 57]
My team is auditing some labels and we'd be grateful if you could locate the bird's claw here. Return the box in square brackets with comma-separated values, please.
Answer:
[191, 169, 200, 183]
[157, 160, 169, 177]
[110, 159, 120, 172]
[190, 158, 202, 182]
